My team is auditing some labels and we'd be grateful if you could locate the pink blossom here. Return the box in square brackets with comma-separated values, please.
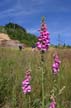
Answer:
[36, 42, 42, 50]
[36, 18, 50, 52]
[22, 84, 31, 94]
[22, 70, 31, 94]
[52, 53, 61, 75]
[49, 101, 56, 108]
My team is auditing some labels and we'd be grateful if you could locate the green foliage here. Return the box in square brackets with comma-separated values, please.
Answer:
[0, 23, 37, 46]
[0, 26, 7, 33]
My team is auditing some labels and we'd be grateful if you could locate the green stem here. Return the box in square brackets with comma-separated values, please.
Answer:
[26, 94, 28, 108]
[28, 94, 31, 108]
[25, 94, 31, 108]
[41, 52, 45, 108]
[50, 75, 58, 101]
[41, 63, 45, 108]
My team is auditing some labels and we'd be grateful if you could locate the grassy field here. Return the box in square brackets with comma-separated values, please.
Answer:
[0, 47, 71, 108]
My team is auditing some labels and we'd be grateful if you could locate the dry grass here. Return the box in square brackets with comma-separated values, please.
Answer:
[0, 47, 71, 108]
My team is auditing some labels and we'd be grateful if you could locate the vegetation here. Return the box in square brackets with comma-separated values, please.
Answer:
[0, 23, 37, 46]
[0, 47, 71, 108]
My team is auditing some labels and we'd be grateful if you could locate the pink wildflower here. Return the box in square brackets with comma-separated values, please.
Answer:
[36, 17, 50, 52]
[49, 96, 56, 108]
[52, 53, 61, 74]
[22, 69, 31, 94]
[49, 101, 56, 108]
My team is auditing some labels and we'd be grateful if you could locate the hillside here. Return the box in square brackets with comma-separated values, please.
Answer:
[0, 33, 10, 40]
[0, 23, 37, 46]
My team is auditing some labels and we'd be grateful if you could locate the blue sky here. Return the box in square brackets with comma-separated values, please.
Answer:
[0, 0, 71, 45]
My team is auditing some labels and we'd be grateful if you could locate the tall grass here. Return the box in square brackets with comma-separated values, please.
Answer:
[0, 47, 71, 108]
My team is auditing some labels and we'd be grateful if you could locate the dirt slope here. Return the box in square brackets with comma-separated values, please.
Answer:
[0, 33, 10, 40]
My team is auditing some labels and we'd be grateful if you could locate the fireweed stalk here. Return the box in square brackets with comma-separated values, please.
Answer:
[22, 69, 31, 108]
[49, 53, 61, 108]
[36, 17, 50, 108]
[52, 53, 61, 75]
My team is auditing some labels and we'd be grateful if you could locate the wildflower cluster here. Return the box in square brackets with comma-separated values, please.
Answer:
[21, 17, 61, 108]
[52, 53, 61, 75]
[36, 17, 50, 52]
[22, 69, 31, 94]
